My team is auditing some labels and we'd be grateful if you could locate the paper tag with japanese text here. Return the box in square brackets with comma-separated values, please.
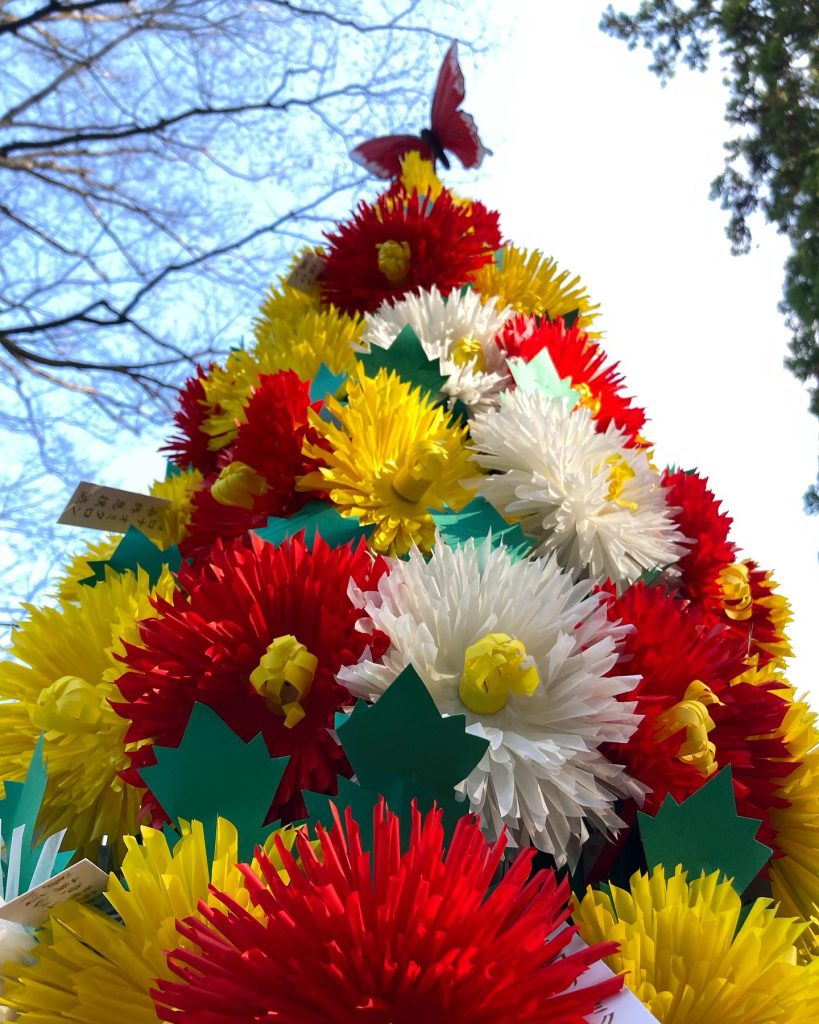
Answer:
[58, 482, 169, 534]
[0, 860, 108, 928]
[559, 928, 660, 1024]
[285, 251, 326, 293]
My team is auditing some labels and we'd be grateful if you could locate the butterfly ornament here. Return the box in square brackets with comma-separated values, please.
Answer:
[351, 41, 491, 180]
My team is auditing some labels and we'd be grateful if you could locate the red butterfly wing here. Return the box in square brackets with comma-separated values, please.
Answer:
[429, 41, 491, 170]
[350, 134, 434, 180]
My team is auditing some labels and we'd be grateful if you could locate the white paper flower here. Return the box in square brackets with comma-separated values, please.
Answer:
[362, 286, 512, 413]
[341, 538, 642, 865]
[470, 388, 688, 588]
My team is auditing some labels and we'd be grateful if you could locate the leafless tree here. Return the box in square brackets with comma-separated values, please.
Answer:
[0, 0, 483, 617]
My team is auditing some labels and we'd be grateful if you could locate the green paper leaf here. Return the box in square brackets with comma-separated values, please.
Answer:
[359, 325, 447, 402]
[304, 667, 487, 846]
[509, 349, 579, 407]
[138, 703, 288, 861]
[432, 498, 532, 561]
[256, 500, 373, 550]
[165, 460, 182, 479]
[79, 526, 182, 589]
[559, 308, 580, 330]
[309, 363, 347, 404]
[0, 738, 73, 899]
[638, 766, 772, 894]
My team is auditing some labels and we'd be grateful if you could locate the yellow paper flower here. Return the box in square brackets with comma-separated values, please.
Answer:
[0, 566, 176, 856]
[201, 303, 362, 449]
[148, 467, 203, 546]
[574, 866, 819, 1022]
[769, 691, 819, 957]
[55, 535, 120, 602]
[398, 151, 445, 198]
[300, 366, 476, 555]
[472, 244, 600, 336]
[0, 819, 299, 1022]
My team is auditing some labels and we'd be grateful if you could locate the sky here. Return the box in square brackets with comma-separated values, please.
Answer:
[100, 1, 818, 693]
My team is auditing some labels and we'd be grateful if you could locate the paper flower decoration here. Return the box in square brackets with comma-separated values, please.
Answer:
[162, 367, 220, 475]
[497, 313, 648, 444]
[602, 580, 792, 848]
[152, 802, 622, 1022]
[115, 534, 389, 822]
[471, 388, 687, 587]
[472, 244, 600, 335]
[341, 537, 640, 863]
[0, 819, 298, 1021]
[0, 565, 176, 855]
[320, 186, 501, 315]
[181, 369, 326, 555]
[574, 866, 819, 1022]
[300, 366, 476, 555]
[363, 286, 512, 413]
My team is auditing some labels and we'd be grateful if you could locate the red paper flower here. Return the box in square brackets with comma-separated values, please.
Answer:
[661, 468, 736, 606]
[496, 314, 648, 445]
[321, 187, 501, 315]
[161, 367, 220, 476]
[181, 371, 328, 556]
[152, 802, 622, 1023]
[601, 582, 791, 847]
[115, 534, 389, 822]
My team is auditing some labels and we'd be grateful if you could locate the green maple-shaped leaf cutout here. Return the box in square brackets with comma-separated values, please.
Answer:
[303, 666, 488, 847]
[508, 348, 579, 407]
[432, 497, 532, 561]
[80, 525, 182, 589]
[138, 703, 288, 861]
[309, 363, 347, 404]
[256, 500, 373, 550]
[0, 737, 73, 899]
[359, 325, 448, 402]
[638, 766, 772, 894]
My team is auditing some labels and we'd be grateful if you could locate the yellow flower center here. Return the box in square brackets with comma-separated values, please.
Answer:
[654, 680, 724, 777]
[459, 632, 540, 715]
[31, 675, 112, 736]
[391, 440, 447, 504]
[211, 461, 267, 510]
[249, 635, 318, 728]
[574, 381, 601, 417]
[718, 563, 753, 621]
[451, 336, 486, 370]
[376, 240, 411, 284]
[605, 454, 639, 511]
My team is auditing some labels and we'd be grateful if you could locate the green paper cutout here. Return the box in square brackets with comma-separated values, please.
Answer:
[138, 703, 288, 861]
[309, 364, 347, 404]
[0, 738, 73, 899]
[256, 501, 374, 550]
[432, 498, 532, 560]
[359, 325, 447, 402]
[303, 666, 488, 846]
[638, 766, 772, 894]
[165, 460, 182, 479]
[79, 526, 182, 589]
[509, 349, 579, 407]
[559, 308, 580, 330]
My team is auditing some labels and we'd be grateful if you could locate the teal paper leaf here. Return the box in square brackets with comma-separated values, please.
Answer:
[0, 738, 73, 900]
[508, 349, 579, 406]
[138, 704, 288, 861]
[256, 500, 373, 550]
[432, 498, 532, 561]
[359, 325, 447, 402]
[304, 666, 488, 845]
[309, 363, 347, 404]
[79, 526, 182, 589]
[638, 766, 772, 894]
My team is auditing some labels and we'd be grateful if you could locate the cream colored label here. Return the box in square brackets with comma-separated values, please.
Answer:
[285, 251, 326, 293]
[58, 481, 170, 533]
[0, 860, 108, 927]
